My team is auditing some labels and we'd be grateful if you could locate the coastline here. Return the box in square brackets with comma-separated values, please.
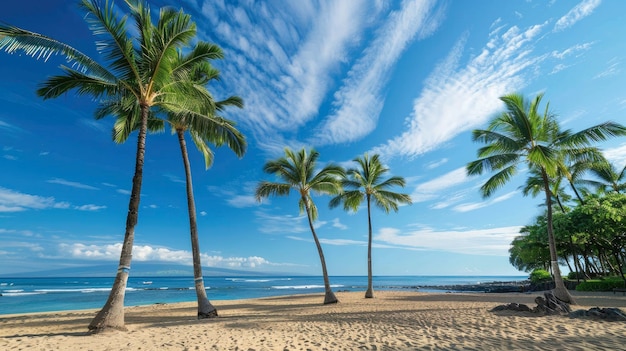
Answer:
[1, 290, 625, 350]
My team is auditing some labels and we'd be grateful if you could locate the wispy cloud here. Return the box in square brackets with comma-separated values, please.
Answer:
[197, 0, 375, 150]
[331, 218, 348, 230]
[604, 143, 626, 169]
[594, 58, 621, 79]
[452, 191, 518, 213]
[375, 225, 522, 256]
[373, 19, 547, 158]
[227, 195, 259, 208]
[0, 119, 23, 134]
[312, 0, 443, 145]
[425, 158, 448, 170]
[116, 189, 131, 195]
[411, 167, 470, 203]
[255, 211, 309, 234]
[0, 187, 70, 212]
[74, 204, 107, 211]
[553, 0, 601, 32]
[47, 178, 99, 190]
[163, 174, 185, 184]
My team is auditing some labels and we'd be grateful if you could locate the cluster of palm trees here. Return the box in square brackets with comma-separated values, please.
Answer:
[1, 0, 246, 331]
[511, 164, 626, 285]
[256, 149, 412, 304]
[466, 92, 626, 304]
[1, 0, 412, 332]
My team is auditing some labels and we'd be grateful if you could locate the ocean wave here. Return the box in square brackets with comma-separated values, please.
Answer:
[271, 284, 344, 290]
[1, 291, 46, 296]
[226, 278, 292, 283]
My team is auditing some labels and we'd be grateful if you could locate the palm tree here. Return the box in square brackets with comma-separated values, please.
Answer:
[1, 0, 217, 331]
[110, 57, 247, 318]
[167, 59, 245, 318]
[583, 157, 626, 194]
[466, 92, 626, 304]
[255, 148, 344, 304]
[329, 153, 411, 298]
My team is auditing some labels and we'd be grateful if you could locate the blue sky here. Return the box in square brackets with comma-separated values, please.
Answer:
[1, 0, 625, 277]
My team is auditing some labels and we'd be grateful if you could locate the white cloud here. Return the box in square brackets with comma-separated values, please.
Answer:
[255, 211, 309, 234]
[0, 187, 70, 212]
[604, 144, 626, 169]
[227, 195, 259, 208]
[375, 225, 522, 256]
[373, 20, 547, 159]
[200, 211, 207, 216]
[594, 58, 621, 79]
[47, 178, 99, 190]
[332, 218, 348, 230]
[551, 42, 593, 59]
[411, 167, 470, 203]
[554, 0, 601, 32]
[313, 0, 442, 145]
[59, 242, 277, 268]
[425, 158, 449, 170]
[195, 0, 389, 151]
[74, 204, 107, 211]
[117, 189, 131, 195]
[163, 174, 185, 184]
[452, 191, 518, 213]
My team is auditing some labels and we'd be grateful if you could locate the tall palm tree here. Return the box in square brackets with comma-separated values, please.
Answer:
[329, 153, 411, 298]
[111, 57, 247, 318]
[168, 59, 245, 318]
[255, 148, 344, 304]
[1, 0, 216, 331]
[466, 92, 626, 304]
[583, 157, 626, 194]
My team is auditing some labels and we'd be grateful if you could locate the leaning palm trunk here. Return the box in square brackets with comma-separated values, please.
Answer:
[365, 196, 374, 298]
[89, 106, 149, 332]
[542, 170, 575, 304]
[304, 201, 338, 304]
[177, 129, 217, 318]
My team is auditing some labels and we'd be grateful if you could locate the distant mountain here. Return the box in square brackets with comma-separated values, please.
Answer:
[0, 262, 285, 278]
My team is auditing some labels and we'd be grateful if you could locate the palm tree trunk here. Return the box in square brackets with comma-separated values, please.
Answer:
[89, 105, 149, 332]
[177, 129, 217, 319]
[542, 169, 575, 304]
[365, 195, 374, 298]
[303, 198, 338, 304]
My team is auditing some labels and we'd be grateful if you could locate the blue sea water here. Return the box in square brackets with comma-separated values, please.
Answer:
[0, 275, 526, 315]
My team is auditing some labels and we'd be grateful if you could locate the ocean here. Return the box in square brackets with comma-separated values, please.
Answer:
[0, 275, 527, 315]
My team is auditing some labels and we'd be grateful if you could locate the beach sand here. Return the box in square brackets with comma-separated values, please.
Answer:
[1, 290, 625, 350]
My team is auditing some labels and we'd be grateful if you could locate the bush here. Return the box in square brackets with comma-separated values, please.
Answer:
[530, 269, 552, 284]
[575, 277, 626, 292]
[567, 271, 586, 280]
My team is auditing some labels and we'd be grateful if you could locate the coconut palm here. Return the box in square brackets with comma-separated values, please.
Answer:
[0, 0, 217, 331]
[583, 157, 626, 194]
[466, 92, 626, 304]
[329, 153, 411, 298]
[110, 57, 246, 318]
[255, 148, 344, 304]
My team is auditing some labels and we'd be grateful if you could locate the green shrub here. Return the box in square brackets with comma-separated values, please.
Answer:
[567, 271, 585, 280]
[530, 269, 552, 284]
[575, 277, 626, 291]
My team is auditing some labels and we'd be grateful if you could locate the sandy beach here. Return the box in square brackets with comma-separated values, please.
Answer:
[1, 290, 625, 350]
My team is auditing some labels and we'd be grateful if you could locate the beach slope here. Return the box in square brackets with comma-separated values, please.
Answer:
[1, 291, 625, 350]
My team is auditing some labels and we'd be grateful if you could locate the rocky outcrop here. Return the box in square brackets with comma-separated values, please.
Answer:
[569, 307, 626, 321]
[491, 292, 570, 315]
